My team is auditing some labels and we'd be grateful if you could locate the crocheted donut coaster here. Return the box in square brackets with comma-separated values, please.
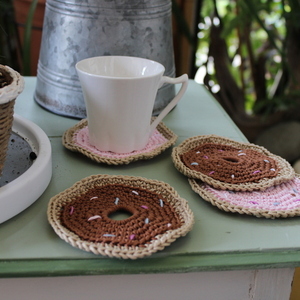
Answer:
[172, 135, 295, 191]
[47, 174, 194, 259]
[62, 118, 177, 165]
[189, 174, 300, 219]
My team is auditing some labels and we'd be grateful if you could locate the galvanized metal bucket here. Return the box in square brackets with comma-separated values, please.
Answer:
[34, 0, 176, 118]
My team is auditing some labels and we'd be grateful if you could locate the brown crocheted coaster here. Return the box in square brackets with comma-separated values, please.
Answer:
[189, 174, 300, 219]
[172, 135, 295, 191]
[62, 118, 177, 165]
[47, 174, 194, 259]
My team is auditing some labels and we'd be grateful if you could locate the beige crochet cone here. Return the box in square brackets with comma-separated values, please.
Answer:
[0, 65, 24, 176]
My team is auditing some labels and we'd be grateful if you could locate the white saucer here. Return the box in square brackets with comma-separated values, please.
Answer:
[0, 114, 52, 223]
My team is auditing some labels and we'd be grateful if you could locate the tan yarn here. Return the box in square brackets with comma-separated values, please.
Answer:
[62, 118, 177, 165]
[172, 135, 295, 191]
[0, 100, 15, 174]
[0, 65, 24, 175]
[48, 174, 194, 259]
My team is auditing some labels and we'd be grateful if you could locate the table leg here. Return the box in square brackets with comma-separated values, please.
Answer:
[248, 268, 294, 300]
[0, 268, 295, 300]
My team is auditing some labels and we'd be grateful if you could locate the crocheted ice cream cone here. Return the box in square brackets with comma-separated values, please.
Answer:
[0, 65, 24, 176]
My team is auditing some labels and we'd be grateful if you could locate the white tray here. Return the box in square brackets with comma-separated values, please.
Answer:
[0, 114, 52, 223]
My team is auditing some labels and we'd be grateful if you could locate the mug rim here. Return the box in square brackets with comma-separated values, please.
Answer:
[75, 55, 165, 79]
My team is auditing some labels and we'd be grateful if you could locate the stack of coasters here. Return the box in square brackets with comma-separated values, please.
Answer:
[172, 135, 299, 218]
[48, 174, 194, 259]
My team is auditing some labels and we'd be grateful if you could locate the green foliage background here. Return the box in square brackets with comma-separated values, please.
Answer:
[196, 0, 298, 116]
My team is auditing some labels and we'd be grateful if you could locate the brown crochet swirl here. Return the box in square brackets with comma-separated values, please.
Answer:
[181, 143, 279, 184]
[61, 184, 182, 247]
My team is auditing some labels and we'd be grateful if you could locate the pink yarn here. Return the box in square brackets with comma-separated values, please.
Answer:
[203, 177, 300, 211]
[74, 126, 168, 158]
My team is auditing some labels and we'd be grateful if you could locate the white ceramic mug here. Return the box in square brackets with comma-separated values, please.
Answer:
[76, 56, 188, 153]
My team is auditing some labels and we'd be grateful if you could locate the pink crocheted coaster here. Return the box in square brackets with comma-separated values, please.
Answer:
[189, 175, 300, 218]
[75, 126, 168, 159]
[62, 119, 177, 165]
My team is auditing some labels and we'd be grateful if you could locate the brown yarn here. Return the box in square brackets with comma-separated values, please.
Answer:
[0, 68, 13, 88]
[172, 135, 295, 191]
[48, 174, 195, 259]
[61, 184, 182, 247]
[181, 143, 279, 184]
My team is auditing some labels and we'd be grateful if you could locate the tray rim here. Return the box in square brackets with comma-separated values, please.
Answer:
[0, 114, 52, 224]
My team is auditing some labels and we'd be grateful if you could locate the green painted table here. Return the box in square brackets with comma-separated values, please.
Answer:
[0, 77, 298, 299]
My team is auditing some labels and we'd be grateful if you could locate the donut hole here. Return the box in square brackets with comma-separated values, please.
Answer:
[222, 157, 239, 163]
[108, 208, 134, 221]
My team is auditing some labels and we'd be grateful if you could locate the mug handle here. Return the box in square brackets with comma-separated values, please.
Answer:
[150, 74, 189, 133]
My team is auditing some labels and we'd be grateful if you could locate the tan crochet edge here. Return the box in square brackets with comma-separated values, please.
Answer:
[0, 100, 15, 175]
[0, 66, 24, 175]
[0, 65, 24, 104]
[188, 174, 300, 219]
[172, 134, 295, 191]
[47, 174, 194, 259]
[62, 118, 177, 165]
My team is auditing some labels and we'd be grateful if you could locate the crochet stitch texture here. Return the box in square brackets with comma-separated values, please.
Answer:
[172, 135, 295, 191]
[61, 184, 182, 247]
[63, 118, 177, 165]
[181, 143, 279, 184]
[48, 175, 194, 259]
[189, 175, 300, 218]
